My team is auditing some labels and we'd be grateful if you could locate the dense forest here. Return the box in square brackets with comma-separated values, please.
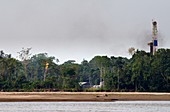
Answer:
[0, 48, 169, 92]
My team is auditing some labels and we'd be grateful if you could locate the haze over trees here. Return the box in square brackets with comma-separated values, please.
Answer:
[0, 48, 169, 92]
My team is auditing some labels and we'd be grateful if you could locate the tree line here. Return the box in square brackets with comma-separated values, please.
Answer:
[0, 48, 169, 92]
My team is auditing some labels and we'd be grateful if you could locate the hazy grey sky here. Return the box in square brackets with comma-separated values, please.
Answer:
[0, 0, 170, 63]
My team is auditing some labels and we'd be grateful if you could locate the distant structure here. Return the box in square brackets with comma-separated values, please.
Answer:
[79, 81, 104, 89]
[148, 20, 158, 54]
[79, 82, 91, 88]
[93, 81, 104, 89]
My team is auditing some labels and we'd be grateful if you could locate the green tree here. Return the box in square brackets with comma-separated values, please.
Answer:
[60, 61, 80, 90]
[150, 49, 170, 91]
[90, 56, 111, 87]
[17, 48, 32, 80]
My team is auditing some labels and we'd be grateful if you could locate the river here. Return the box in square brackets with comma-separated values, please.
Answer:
[0, 101, 169, 112]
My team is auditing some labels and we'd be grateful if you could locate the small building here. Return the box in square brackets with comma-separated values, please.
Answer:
[79, 82, 91, 88]
[92, 81, 104, 89]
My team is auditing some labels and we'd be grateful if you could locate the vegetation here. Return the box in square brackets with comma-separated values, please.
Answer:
[0, 48, 169, 92]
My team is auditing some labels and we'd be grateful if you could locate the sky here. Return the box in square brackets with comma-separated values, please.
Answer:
[0, 0, 170, 64]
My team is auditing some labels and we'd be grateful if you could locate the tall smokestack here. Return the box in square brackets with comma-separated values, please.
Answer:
[152, 20, 158, 54]
[148, 20, 158, 54]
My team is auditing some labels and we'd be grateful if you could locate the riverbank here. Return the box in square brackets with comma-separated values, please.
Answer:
[0, 92, 169, 102]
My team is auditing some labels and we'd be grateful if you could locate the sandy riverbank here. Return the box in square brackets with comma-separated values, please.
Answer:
[0, 92, 169, 102]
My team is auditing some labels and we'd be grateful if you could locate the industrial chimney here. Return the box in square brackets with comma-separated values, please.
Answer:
[148, 20, 158, 54]
[152, 20, 158, 54]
